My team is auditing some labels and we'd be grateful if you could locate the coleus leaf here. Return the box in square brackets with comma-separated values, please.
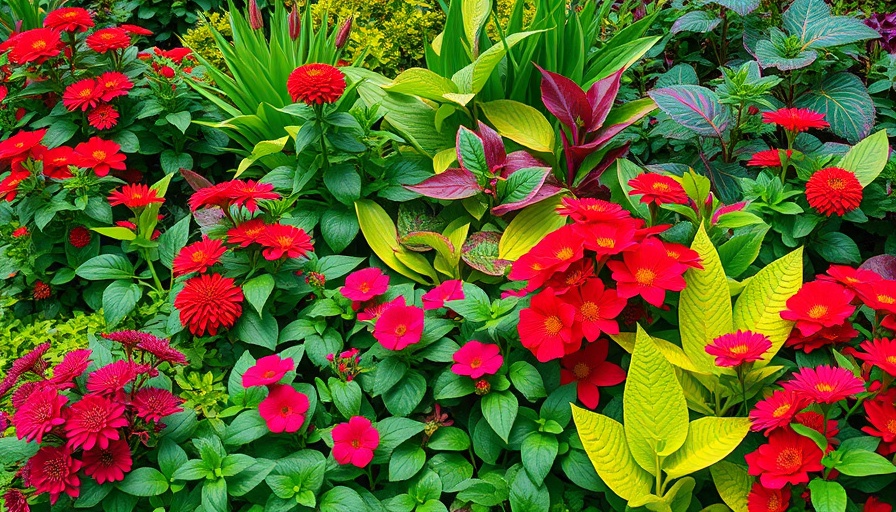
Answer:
[461, 231, 511, 276]
[585, 69, 624, 134]
[492, 167, 552, 216]
[404, 168, 482, 200]
[535, 64, 590, 138]
[456, 126, 489, 176]
[649, 85, 731, 138]
[475, 121, 506, 172]
[500, 151, 549, 177]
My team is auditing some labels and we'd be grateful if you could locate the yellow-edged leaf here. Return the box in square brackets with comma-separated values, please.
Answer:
[354, 200, 432, 285]
[571, 406, 652, 501]
[480, 100, 555, 152]
[710, 461, 751, 512]
[663, 417, 751, 479]
[624, 326, 690, 473]
[498, 196, 566, 261]
[461, 0, 490, 50]
[680, 224, 732, 375]
[732, 247, 803, 366]
[609, 333, 710, 375]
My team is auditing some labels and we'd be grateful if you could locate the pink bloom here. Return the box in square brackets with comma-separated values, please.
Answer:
[373, 298, 424, 350]
[12, 386, 67, 443]
[86, 360, 137, 395]
[422, 280, 465, 310]
[49, 348, 92, 388]
[258, 384, 310, 433]
[341, 267, 389, 302]
[131, 388, 184, 422]
[332, 416, 379, 467]
[82, 438, 132, 484]
[451, 341, 503, 379]
[28, 446, 81, 504]
[783, 365, 866, 404]
[64, 394, 129, 450]
[705, 330, 772, 367]
[242, 355, 295, 387]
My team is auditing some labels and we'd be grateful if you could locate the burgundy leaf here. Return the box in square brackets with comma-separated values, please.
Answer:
[860, 255, 896, 280]
[536, 64, 590, 139]
[180, 168, 214, 192]
[586, 69, 624, 133]
[477, 121, 506, 172]
[404, 168, 482, 200]
[500, 150, 547, 177]
[572, 143, 631, 197]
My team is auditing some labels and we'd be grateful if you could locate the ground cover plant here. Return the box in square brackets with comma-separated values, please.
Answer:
[2, 0, 896, 511]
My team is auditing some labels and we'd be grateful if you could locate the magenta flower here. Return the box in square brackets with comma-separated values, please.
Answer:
[451, 341, 503, 379]
[422, 280, 465, 310]
[705, 330, 772, 367]
[258, 384, 309, 433]
[342, 267, 389, 302]
[242, 355, 295, 388]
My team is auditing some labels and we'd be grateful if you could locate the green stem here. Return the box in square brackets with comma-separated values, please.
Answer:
[315, 105, 330, 172]
[143, 250, 164, 293]
[655, 454, 664, 497]
[736, 365, 748, 416]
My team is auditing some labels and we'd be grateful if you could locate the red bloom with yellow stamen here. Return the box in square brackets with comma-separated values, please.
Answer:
[64, 394, 129, 450]
[576, 220, 637, 255]
[42, 146, 75, 179]
[374, 297, 424, 351]
[627, 173, 688, 205]
[508, 225, 584, 290]
[44, 7, 94, 32]
[259, 223, 314, 260]
[785, 321, 858, 353]
[189, 182, 234, 211]
[855, 338, 896, 377]
[560, 339, 626, 409]
[560, 279, 625, 342]
[258, 384, 309, 433]
[12, 386, 68, 443]
[227, 218, 267, 247]
[9, 28, 63, 64]
[747, 484, 790, 512]
[518, 288, 582, 362]
[747, 149, 792, 167]
[225, 179, 280, 212]
[543, 259, 594, 294]
[86, 27, 131, 53]
[131, 388, 183, 422]
[818, 264, 882, 291]
[745, 427, 824, 489]
[341, 267, 389, 302]
[662, 241, 704, 270]
[82, 438, 132, 484]
[242, 355, 295, 387]
[0, 170, 31, 201]
[62, 78, 103, 112]
[750, 389, 809, 435]
[606, 237, 687, 307]
[856, 279, 896, 314]
[331, 416, 379, 468]
[806, 167, 863, 217]
[862, 398, 896, 455]
[783, 365, 865, 404]
[175, 273, 243, 336]
[172, 236, 227, 276]
[780, 281, 856, 337]
[0, 129, 47, 161]
[762, 107, 828, 132]
[556, 197, 630, 224]
[287, 63, 347, 105]
[705, 330, 771, 367]
[107, 183, 164, 209]
[451, 341, 503, 379]
[74, 137, 126, 177]
[97, 71, 133, 101]
[88, 104, 120, 130]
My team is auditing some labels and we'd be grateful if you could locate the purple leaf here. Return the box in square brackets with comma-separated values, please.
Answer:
[586, 70, 623, 133]
[860, 255, 896, 280]
[476, 121, 506, 172]
[404, 168, 482, 200]
[536, 64, 590, 139]
[180, 168, 214, 192]
[500, 151, 547, 177]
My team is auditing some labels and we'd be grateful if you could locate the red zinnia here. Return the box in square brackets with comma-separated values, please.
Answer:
[172, 236, 226, 276]
[225, 179, 280, 212]
[865, 497, 894, 512]
[62, 78, 103, 112]
[543, 259, 594, 294]
[28, 446, 82, 504]
[342, 267, 389, 302]
[517, 288, 582, 362]
[12, 386, 68, 443]
[82, 438, 132, 484]
[121, 24, 154, 36]
[762, 107, 828, 133]
[131, 387, 184, 423]
[560, 340, 626, 409]
[258, 384, 309, 433]
[0, 129, 47, 161]
[0, 170, 30, 201]
[857, 279, 896, 314]
[819, 264, 882, 290]
[856, 338, 896, 377]
[331, 416, 380, 467]
[785, 321, 858, 353]
[374, 297, 424, 350]
[745, 427, 824, 489]
[44, 7, 94, 32]
[451, 341, 503, 379]
[242, 355, 295, 387]
[175, 273, 244, 336]
[227, 218, 268, 247]
[556, 197, 631, 224]
[73, 137, 126, 177]
[88, 104, 119, 130]
[259, 224, 314, 260]
[747, 483, 790, 512]
[663, 241, 704, 270]
[86, 28, 131, 53]
[422, 279, 465, 310]
[33, 281, 51, 300]
[560, 279, 625, 342]
[783, 365, 866, 404]
[862, 398, 896, 455]
[705, 330, 772, 367]
[287, 63, 347, 105]
[575, 221, 637, 255]
[508, 225, 584, 290]
[781, 281, 855, 337]
[794, 410, 839, 444]
[68, 226, 92, 248]
[107, 183, 163, 209]
[65, 394, 129, 450]
[805, 167, 863, 217]
[41, 146, 75, 179]
[747, 149, 792, 167]
[750, 389, 809, 435]
[9, 28, 62, 64]
[97, 71, 133, 101]
[189, 182, 234, 211]
[50, 348, 92, 388]
[628, 174, 688, 205]
[607, 237, 687, 307]
[86, 360, 137, 395]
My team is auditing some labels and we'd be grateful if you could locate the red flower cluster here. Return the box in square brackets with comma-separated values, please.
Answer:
[190, 179, 281, 213]
[805, 167, 863, 217]
[86, 28, 131, 53]
[62, 72, 132, 129]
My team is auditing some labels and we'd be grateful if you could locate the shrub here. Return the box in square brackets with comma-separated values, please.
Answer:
[180, 11, 232, 71]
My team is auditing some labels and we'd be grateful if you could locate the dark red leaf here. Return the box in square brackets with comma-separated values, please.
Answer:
[536, 64, 590, 139]
[180, 168, 214, 192]
[586, 70, 624, 133]
[500, 151, 547, 178]
[860, 255, 896, 280]
[477, 121, 506, 172]
[404, 168, 482, 200]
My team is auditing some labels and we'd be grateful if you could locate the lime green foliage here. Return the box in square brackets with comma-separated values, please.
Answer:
[0, 310, 109, 371]
[573, 326, 750, 509]
[175, 368, 229, 418]
[181, 11, 233, 71]
[710, 461, 752, 512]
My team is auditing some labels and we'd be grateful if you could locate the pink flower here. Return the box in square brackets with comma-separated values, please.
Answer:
[341, 267, 389, 302]
[86, 360, 137, 395]
[422, 280, 465, 310]
[242, 355, 295, 387]
[258, 384, 309, 433]
[131, 388, 184, 422]
[64, 394, 129, 450]
[451, 341, 503, 379]
[82, 438, 132, 484]
[332, 416, 379, 467]
[373, 297, 424, 350]
[28, 446, 81, 504]
[783, 365, 866, 404]
[12, 386, 67, 443]
[705, 330, 772, 367]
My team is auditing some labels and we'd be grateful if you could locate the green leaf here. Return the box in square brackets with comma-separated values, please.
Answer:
[76, 478, 112, 508]
[91, 227, 137, 241]
[202, 478, 228, 511]
[813, 232, 861, 264]
[427, 427, 471, 451]
[158, 215, 191, 269]
[498, 196, 566, 261]
[383, 371, 427, 417]
[232, 309, 279, 350]
[835, 449, 896, 477]
[710, 461, 751, 512]
[355, 199, 435, 284]
[166, 111, 192, 134]
[783, 0, 880, 49]
[329, 378, 362, 418]
[838, 130, 890, 187]
[383, 68, 459, 102]
[509, 470, 550, 512]
[242, 274, 275, 316]
[461, 0, 490, 50]
[499, 167, 550, 207]
[509, 361, 547, 401]
[321, 207, 359, 253]
[116, 468, 169, 497]
[389, 443, 426, 482]
[648, 85, 730, 138]
[324, 164, 362, 205]
[479, 100, 555, 152]
[792, 422, 828, 452]
[223, 410, 268, 446]
[663, 417, 752, 479]
[480, 390, 517, 443]
[522, 432, 558, 483]
[795, 73, 874, 144]
[373, 357, 409, 396]
[320, 487, 365, 512]
[456, 126, 488, 175]
[433, 370, 476, 400]
[808, 479, 847, 512]
[671, 10, 721, 34]
[571, 406, 652, 501]
[236, 136, 289, 177]
[76, 254, 134, 280]
[373, 418, 426, 463]
[102, 280, 142, 327]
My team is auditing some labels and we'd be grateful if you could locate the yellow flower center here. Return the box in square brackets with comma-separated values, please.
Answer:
[666, 250, 680, 259]
[359, 283, 370, 293]
[276, 235, 294, 247]
[887, 419, 896, 435]
[555, 247, 574, 261]
[573, 362, 590, 379]
[469, 358, 482, 369]
[651, 182, 670, 192]
[32, 40, 48, 50]
[729, 344, 749, 355]
[768, 495, 780, 510]
[594, 237, 615, 249]
[815, 383, 834, 393]
[772, 403, 791, 418]
[79, 88, 94, 98]
[776, 447, 803, 472]
[878, 294, 896, 305]
[190, 251, 206, 263]
[580, 301, 600, 322]
[394, 324, 407, 336]
[92, 150, 107, 160]
[544, 315, 563, 336]
[827, 178, 845, 191]
[635, 268, 657, 286]
[100, 33, 115, 40]
[807, 304, 828, 319]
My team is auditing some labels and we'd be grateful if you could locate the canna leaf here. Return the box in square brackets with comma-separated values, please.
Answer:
[648, 85, 730, 139]
[663, 417, 752, 479]
[498, 196, 567, 261]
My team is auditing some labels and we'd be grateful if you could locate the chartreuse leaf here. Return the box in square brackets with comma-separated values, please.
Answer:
[383, 68, 459, 102]
[630, 477, 695, 512]
[355, 200, 436, 285]
[461, 0, 490, 51]
[662, 417, 751, 479]
[679, 225, 733, 375]
[479, 100, 555, 152]
[571, 406, 652, 501]
[498, 196, 566, 261]
[837, 130, 890, 187]
[608, 333, 711, 375]
[732, 247, 803, 366]
[624, 326, 690, 473]
[710, 461, 751, 512]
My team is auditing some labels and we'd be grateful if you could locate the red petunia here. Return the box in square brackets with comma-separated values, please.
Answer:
[260, 223, 314, 260]
[331, 416, 380, 467]
[225, 179, 280, 212]
[806, 167, 863, 217]
[557, 197, 631, 224]
[28, 446, 82, 504]
[560, 339, 626, 409]
[745, 427, 824, 489]
[97, 71, 133, 101]
[9, 28, 63, 65]
[287, 63, 347, 105]
[172, 236, 226, 276]
[606, 237, 687, 307]
[44, 7, 94, 32]
[508, 225, 584, 290]
[107, 183, 163, 209]
[422, 279, 465, 310]
[0, 170, 31, 201]
[783, 365, 865, 404]
[50, 348, 92, 388]
[750, 389, 809, 435]
[227, 218, 268, 247]
[65, 394, 129, 450]
[68, 226, 92, 248]
[560, 279, 625, 342]
[258, 384, 309, 433]
[242, 355, 295, 387]
[82, 438, 132, 484]
[862, 398, 896, 455]
[88, 104, 120, 130]
[762, 107, 829, 133]
[131, 388, 184, 423]
[342, 267, 389, 302]
[12, 386, 68, 443]
[374, 297, 424, 350]
[628, 173, 688, 205]
[781, 281, 855, 337]
[451, 341, 503, 379]
[74, 137, 126, 177]
[86, 360, 137, 395]
[747, 483, 790, 512]
[747, 149, 792, 167]
[62, 78, 103, 112]
[855, 338, 896, 377]
[86, 27, 131, 53]
[175, 273, 244, 336]
[785, 321, 858, 353]
[518, 288, 582, 362]
[0, 129, 47, 161]
[705, 330, 772, 367]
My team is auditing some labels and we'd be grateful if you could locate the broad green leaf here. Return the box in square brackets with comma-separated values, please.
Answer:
[456, 31, 542, 95]
[680, 225, 733, 375]
[498, 196, 566, 261]
[480, 100, 555, 152]
[712, 0, 759, 15]
[461, 0, 490, 51]
[837, 130, 890, 187]
[571, 406, 652, 501]
[236, 136, 289, 177]
[521, 432, 558, 483]
[663, 417, 752, 479]
[671, 10, 721, 34]
[624, 326, 689, 473]
[835, 449, 896, 477]
[783, 0, 880, 49]
[808, 479, 847, 512]
[710, 462, 751, 512]
[76, 254, 134, 280]
[480, 390, 517, 443]
[116, 467, 169, 497]
[355, 199, 434, 285]
[242, 275, 275, 316]
[795, 72, 874, 144]
[732, 247, 803, 366]
[91, 227, 137, 241]
[103, 280, 141, 327]
[383, 68, 459, 102]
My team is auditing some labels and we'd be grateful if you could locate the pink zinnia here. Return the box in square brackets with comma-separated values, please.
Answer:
[258, 384, 309, 433]
[64, 394, 129, 450]
[82, 438, 132, 484]
[749, 390, 810, 435]
[331, 416, 379, 468]
[86, 360, 137, 395]
[341, 267, 389, 302]
[451, 341, 503, 379]
[373, 298, 424, 350]
[28, 446, 82, 504]
[12, 386, 68, 443]
[422, 280, 465, 310]
[705, 330, 772, 367]
[132, 388, 184, 422]
[50, 348, 92, 388]
[783, 365, 866, 404]
[242, 355, 295, 387]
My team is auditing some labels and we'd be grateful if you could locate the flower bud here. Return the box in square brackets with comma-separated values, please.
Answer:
[748, 105, 760, 115]
[288, 6, 301, 41]
[248, 0, 263, 31]
[474, 379, 491, 396]
[335, 15, 352, 49]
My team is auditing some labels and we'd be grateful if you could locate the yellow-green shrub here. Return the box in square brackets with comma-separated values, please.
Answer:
[181, 11, 233, 71]
[0, 311, 110, 371]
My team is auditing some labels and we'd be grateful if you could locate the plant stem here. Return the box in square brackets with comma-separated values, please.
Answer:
[143, 250, 164, 293]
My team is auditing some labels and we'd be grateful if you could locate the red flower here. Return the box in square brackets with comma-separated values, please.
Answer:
[794, 410, 839, 444]
[747, 483, 790, 512]
[44, 7, 94, 32]
[172, 236, 226, 276]
[50, 348, 92, 388]
[63, 78, 103, 112]
[575, 221, 637, 255]
[785, 321, 858, 353]
[607, 237, 687, 307]
[819, 264, 882, 290]
[86, 360, 137, 395]
[159, 66, 175, 79]
[227, 218, 267, 247]
[422, 279, 465, 310]
[0, 170, 30, 201]
[762, 107, 829, 132]
[136, 336, 187, 365]
[107, 183, 163, 209]
[95, 71, 133, 101]
[342, 267, 389, 302]
[781, 281, 855, 337]
[628, 174, 688, 205]
[88, 104, 119, 130]
[86, 28, 131, 53]
[705, 330, 771, 367]
[374, 297, 424, 350]
[2, 489, 29, 512]
[508, 225, 584, 290]
[750, 389, 809, 435]
[225, 179, 279, 212]
[82, 438, 132, 484]
[68, 226, 92, 248]
[287, 63, 347, 105]
[745, 427, 824, 489]
[28, 446, 82, 504]
[73, 137, 126, 177]
[557, 197, 631, 224]
[242, 355, 295, 387]
[857, 279, 896, 314]
[865, 497, 894, 512]
[783, 365, 865, 404]
[12, 386, 67, 443]
[41, 146, 75, 179]
[259, 223, 314, 260]
[518, 288, 582, 362]
[560, 339, 626, 409]
[0, 129, 47, 161]
[131, 388, 184, 422]
[806, 167, 863, 216]
[11, 226, 28, 238]
[856, 338, 896, 377]
[862, 398, 896, 455]
[543, 259, 594, 293]
[258, 384, 309, 433]
[747, 149, 792, 167]
[65, 394, 129, 450]
[331, 416, 379, 467]
[175, 273, 243, 336]
[662, 241, 704, 270]
[9, 28, 63, 64]
[560, 279, 625, 342]
[121, 24, 154, 36]
[451, 341, 503, 379]
[33, 281, 51, 300]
